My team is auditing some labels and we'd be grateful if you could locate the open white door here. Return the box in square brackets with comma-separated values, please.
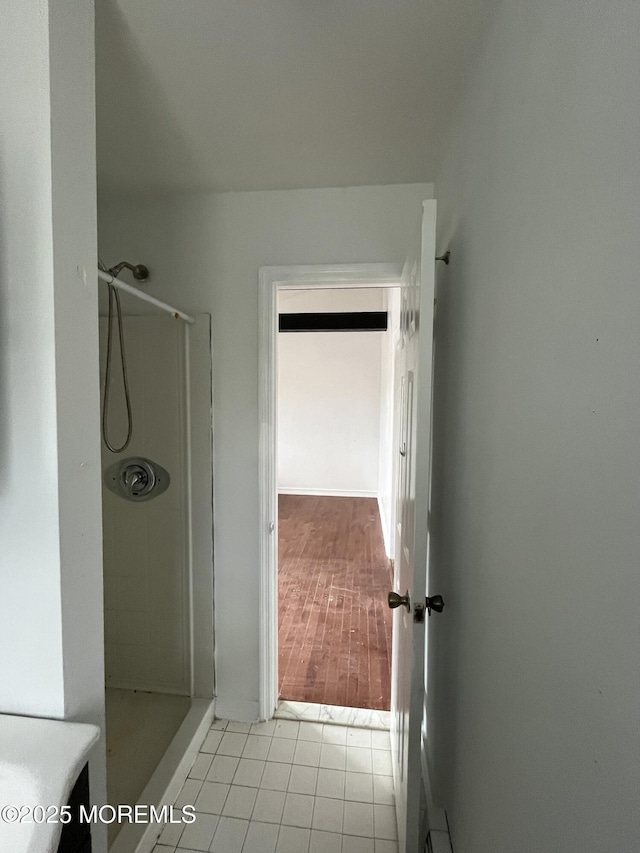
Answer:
[390, 200, 438, 852]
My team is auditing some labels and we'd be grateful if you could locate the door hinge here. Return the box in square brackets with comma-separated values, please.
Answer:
[413, 603, 425, 623]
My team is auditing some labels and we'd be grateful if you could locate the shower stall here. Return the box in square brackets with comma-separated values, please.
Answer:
[97, 269, 214, 852]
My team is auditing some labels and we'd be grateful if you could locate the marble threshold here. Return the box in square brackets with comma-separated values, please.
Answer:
[275, 701, 391, 731]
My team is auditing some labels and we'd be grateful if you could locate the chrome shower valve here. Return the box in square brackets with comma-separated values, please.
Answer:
[103, 457, 170, 502]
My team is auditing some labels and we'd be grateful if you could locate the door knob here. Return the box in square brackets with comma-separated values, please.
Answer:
[426, 595, 445, 614]
[388, 590, 411, 612]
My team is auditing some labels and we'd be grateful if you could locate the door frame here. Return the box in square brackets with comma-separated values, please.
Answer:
[258, 263, 403, 719]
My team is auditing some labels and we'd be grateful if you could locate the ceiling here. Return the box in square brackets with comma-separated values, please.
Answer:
[96, 0, 490, 194]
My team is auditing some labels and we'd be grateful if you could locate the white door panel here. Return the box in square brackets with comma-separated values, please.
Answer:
[390, 200, 437, 853]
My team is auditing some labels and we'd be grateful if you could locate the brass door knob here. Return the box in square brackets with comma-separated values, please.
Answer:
[426, 595, 445, 614]
[388, 590, 411, 612]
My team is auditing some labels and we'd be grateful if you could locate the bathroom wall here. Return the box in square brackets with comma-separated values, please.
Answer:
[277, 288, 385, 497]
[98, 182, 433, 719]
[1, 3, 107, 849]
[100, 315, 190, 694]
[430, 0, 640, 850]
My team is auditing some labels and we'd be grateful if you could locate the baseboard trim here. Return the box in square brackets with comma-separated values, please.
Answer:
[427, 831, 454, 853]
[215, 697, 261, 722]
[422, 725, 453, 852]
[278, 487, 378, 498]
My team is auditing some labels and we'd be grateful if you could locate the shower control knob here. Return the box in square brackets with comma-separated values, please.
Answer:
[123, 462, 155, 497]
[104, 457, 170, 502]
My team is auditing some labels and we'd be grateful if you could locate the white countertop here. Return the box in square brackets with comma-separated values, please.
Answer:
[0, 714, 100, 853]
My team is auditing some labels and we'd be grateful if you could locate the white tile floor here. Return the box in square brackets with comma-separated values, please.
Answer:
[154, 718, 397, 853]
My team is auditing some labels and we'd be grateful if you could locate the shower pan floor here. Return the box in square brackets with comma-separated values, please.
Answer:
[105, 688, 190, 843]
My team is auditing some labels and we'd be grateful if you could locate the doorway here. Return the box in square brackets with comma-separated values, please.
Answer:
[258, 264, 404, 721]
[277, 285, 401, 711]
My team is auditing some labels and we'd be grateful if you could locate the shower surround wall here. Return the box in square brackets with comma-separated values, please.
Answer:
[100, 315, 190, 694]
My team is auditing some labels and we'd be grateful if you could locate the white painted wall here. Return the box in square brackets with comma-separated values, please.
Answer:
[277, 288, 384, 497]
[1, 0, 64, 721]
[429, 2, 640, 851]
[98, 183, 433, 719]
[0, 1, 106, 848]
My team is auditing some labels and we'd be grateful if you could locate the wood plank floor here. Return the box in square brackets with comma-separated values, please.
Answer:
[278, 494, 393, 711]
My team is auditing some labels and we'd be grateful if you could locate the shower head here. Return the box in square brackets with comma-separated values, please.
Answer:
[108, 260, 150, 282]
[132, 264, 149, 281]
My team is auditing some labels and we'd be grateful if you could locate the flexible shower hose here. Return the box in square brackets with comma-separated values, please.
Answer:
[102, 282, 133, 453]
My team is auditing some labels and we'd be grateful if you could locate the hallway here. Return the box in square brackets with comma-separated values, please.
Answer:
[278, 496, 393, 711]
